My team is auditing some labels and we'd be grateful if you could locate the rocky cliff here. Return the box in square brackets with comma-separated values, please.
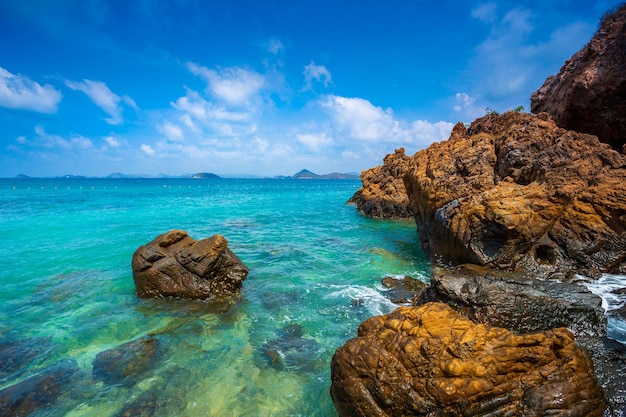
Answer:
[347, 148, 414, 219]
[403, 111, 626, 278]
[531, 4, 626, 152]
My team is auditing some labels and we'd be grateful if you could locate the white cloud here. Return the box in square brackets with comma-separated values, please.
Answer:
[103, 136, 125, 147]
[65, 79, 136, 125]
[0, 67, 62, 113]
[321, 95, 396, 141]
[297, 132, 333, 151]
[172, 89, 249, 122]
[471, 3, 498, 23]
[159, 121, 184, 142]
[26, 125, 94, 150]
[303, 62, 332, 91]
[140, 144, 156, 155]
[264, 38, 284, 54]
[186, 62, 265, 105]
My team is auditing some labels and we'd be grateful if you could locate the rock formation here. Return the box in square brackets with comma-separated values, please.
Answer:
[330, 302, 606, 417]
[92, 336, 163, 386]
[417, 265, 607, 337]
[531, 4, 626, 152]
[347, 148, 414, 219]
[403, 112, 626, 278]
[131, 230, 249, 299]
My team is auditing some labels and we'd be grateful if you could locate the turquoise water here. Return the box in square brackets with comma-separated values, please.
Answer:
[0, 178, 430, 416]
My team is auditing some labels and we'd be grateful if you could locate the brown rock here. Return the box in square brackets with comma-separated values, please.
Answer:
[131, 230, 249, 299]
[347, 148, 415, 219]
[403, 111, 626, 278]
[530, 4, 626, 152]
[330, 302, 606, 417]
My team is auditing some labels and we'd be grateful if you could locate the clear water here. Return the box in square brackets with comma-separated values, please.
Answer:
[0, 178, 430, 416]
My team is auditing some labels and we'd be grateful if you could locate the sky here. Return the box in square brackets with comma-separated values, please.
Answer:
[0, 0, 622, 177]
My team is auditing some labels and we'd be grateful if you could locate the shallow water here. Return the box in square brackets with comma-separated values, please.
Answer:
[0, 178, 429, 416]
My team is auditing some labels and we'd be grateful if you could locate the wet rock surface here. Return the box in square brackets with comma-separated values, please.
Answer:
[347, 148, 415, 219]
[380, 275, 428, 304]
[531, 4, 626, 152]
[132, 230, 249, 299]
[331, 302, 606, 417]
[417, 265, 607, 337]
[403, 112, 626, 278]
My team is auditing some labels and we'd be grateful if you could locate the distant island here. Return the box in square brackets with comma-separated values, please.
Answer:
[11, 169, 360, 180]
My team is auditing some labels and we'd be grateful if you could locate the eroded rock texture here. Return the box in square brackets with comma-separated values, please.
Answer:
[347, 148, 415, 219]
[330, 302, 606, 417]
[132, 230, 249, 299]
[403, 112, 626, 278]
[531, 4, 626, 152]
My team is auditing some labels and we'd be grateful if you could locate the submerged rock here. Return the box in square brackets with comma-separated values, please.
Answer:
[330, 302, 606, 417]
[259, 324, 323, 372]
[132, 230, 249, 299]
[417, 265, 607, 337]
[93, 335, 163, 386]
[0, 337, 55, 380]
[0, 359, 80, 417]
[403, 112, 626, 278]
[531, 4, 626, 152]
[347, 148, 415, 219]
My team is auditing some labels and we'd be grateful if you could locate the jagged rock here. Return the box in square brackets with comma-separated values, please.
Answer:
[347, 148, 414, 219]
[92, 335, 163, 386]
[417, 265, 607, 337]
[330, 302, 606, 417]
[403, 112, 626, 278]
[131, 230, 249, 299]
[380, 275, 428, 304]
[531, 4, 626, 152]
[0, 359, 80, 416]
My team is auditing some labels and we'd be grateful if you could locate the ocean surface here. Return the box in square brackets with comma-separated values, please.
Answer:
[0, 178, 430, 417]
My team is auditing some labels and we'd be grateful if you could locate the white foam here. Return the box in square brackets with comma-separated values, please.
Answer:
[579, 274, 626, 313]
[324, 284, 399, 316]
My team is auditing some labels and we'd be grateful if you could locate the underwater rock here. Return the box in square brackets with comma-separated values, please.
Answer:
[93, 335, 163, 386]
[0, 359, 80, 417]
[417, 265, 607, 337]
[132, 230, 249, 299]
[0, 337, 55, 379]
[330, 302, 606, 417]
[260, 324, 323, 372]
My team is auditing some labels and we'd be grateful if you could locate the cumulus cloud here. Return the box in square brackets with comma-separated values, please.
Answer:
[158, 121, 184, 142]
[186, 62, 265, 105]
[140, 144, 156, 155]
[65, 79, 136, 125]
[103, 136, 125, 148]
[32, 125, 93, 150]
[471, 2, 498, 24]
[297, 132, 333, 152]
[303, 62, 332, 91]
[0, 67, 62, 113]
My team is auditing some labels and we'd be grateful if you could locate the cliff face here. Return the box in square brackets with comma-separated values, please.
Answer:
[347, 148, 414, 219]
[531, 4, 626, 152]
[403, 112, 626, 278]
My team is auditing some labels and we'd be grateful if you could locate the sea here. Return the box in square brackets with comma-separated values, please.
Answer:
[0, 177, 429, 417]
[1, 178, 624, 417]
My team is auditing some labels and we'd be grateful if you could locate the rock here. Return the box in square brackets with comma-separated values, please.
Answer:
[380, 275, 428, 304]
[132, 230, 249, 299]
[0, 359, 80, 417]
[92, 335, 163, 386]
[531, 4, 626, 152]
[330, 302, 606, 417]
[347, 148, 414, 219]
[0, 337, 55, 379]
[403, 112, 626, 278]
[259, 324, 323, 372]
[417, 265, 607, 337]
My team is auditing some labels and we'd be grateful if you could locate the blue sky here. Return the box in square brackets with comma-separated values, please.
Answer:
[0, 0, 621, 177]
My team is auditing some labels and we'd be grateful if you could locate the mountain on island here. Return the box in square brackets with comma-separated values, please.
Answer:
[291, 169, 359, 179]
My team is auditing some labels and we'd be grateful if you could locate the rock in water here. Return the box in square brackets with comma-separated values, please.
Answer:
[132, 230, 249, 299]
[347, 148, 415, 219]
[92, 335, 162, 386]
[531, 4, 626, 152]
[403, 112, 626, 278]
[330, 302, 606, 417]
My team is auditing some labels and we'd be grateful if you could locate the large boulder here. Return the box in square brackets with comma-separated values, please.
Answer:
[131, 230, 249, 299]
[417, 265, 607, 337]
[403, 112, 626, 279]
[347, 148, 414, 219]
[330, 302, 606, 417]
[531, 4, 626, 152]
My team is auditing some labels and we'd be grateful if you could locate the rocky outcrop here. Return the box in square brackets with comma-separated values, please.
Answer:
[417, 265, 607, 337]
[330, 302, 606, 417]
[403, 112, 626, 278]
[347, 148, 414, 219]
[531, 4, 626, 152]
[92, 336, 163, 386]
[131, 230, 249, 299]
